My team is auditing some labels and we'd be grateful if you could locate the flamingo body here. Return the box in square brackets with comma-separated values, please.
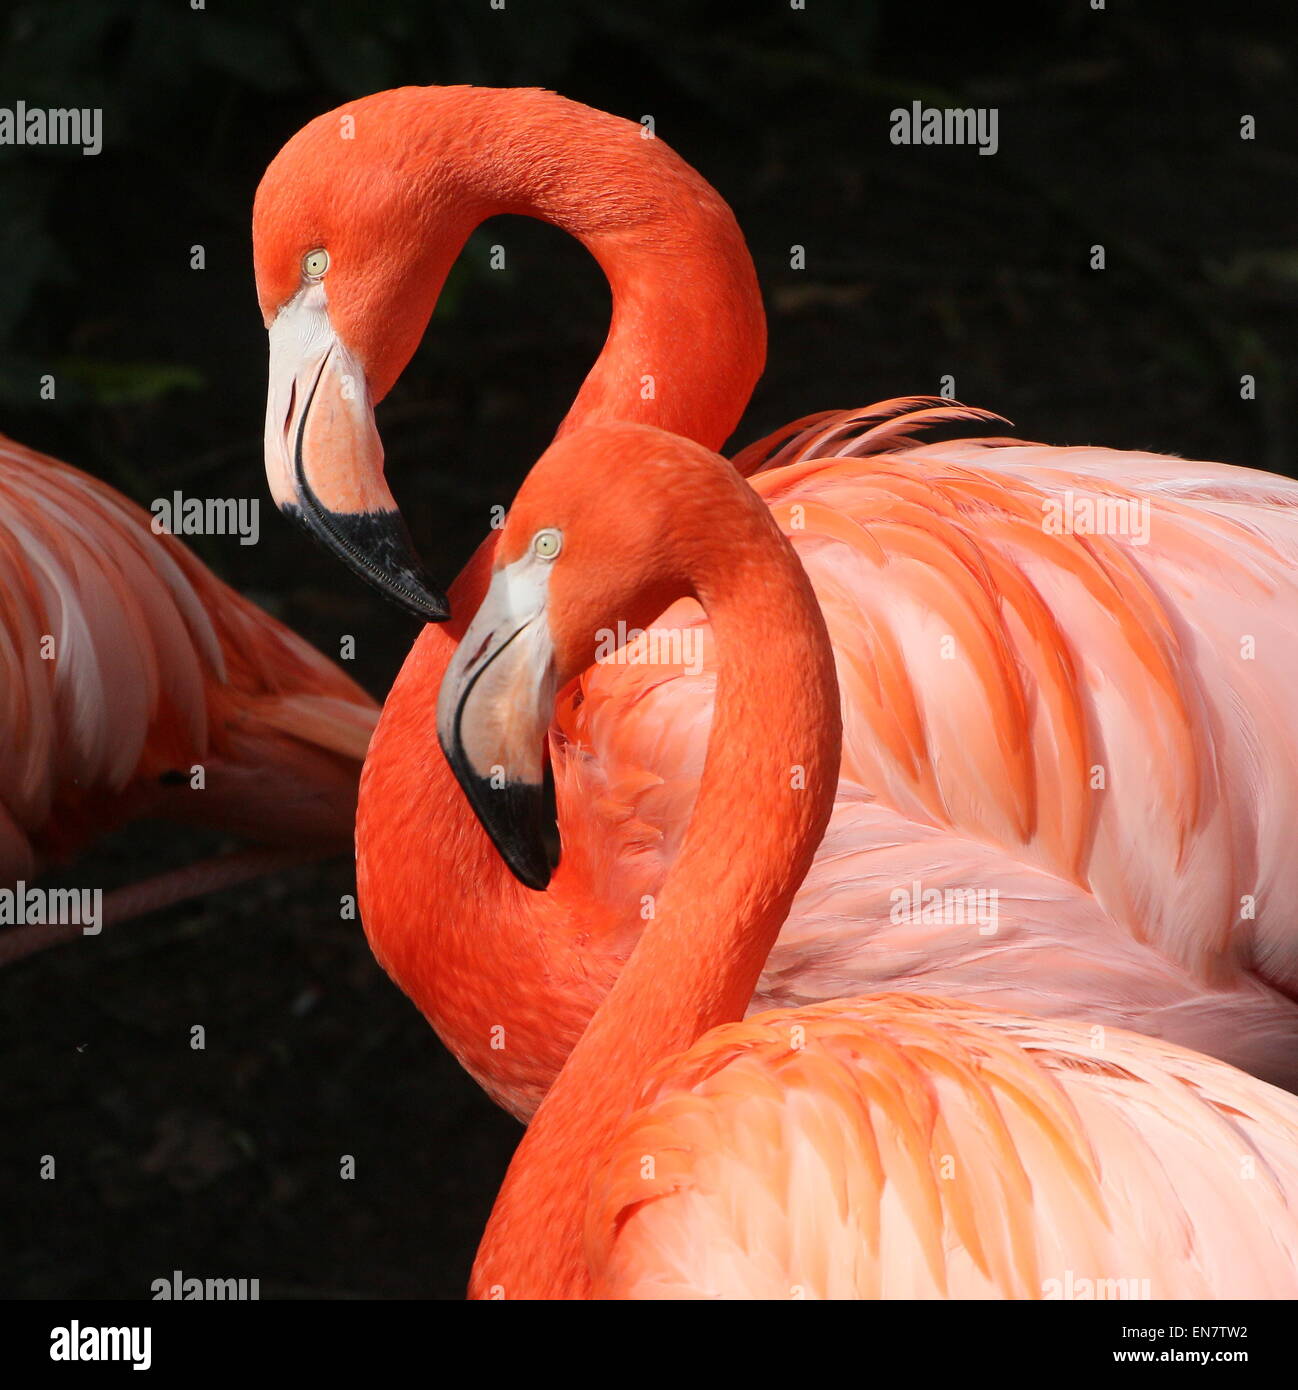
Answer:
[584, 994, 1298, 1300]
[361, 400, 1298, 1116]
[0, 433, 377, 888]
[437, 423, 1298, 1301]
[251, 86, 1298, 1111]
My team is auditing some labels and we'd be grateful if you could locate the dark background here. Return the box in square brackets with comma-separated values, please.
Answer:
[1, 0, 1295, 1298]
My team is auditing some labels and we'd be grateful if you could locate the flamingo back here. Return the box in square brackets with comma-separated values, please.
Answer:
[586, 993, 1298, 1299]
[547, 400, 1298, 1088]
[0, 434, 378, 880]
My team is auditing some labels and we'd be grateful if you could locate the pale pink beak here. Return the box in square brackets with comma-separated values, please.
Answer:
[263, 282, 448, 621]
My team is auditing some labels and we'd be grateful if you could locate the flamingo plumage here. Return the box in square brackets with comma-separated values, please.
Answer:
[0, 432, 378, 960]
[439, 423, 1298, 1300]
[251, 85, 1298, 1115]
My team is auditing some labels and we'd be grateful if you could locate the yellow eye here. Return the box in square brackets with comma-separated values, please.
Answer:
[532, 528, 562, 560]
[302, 248, 329, 279]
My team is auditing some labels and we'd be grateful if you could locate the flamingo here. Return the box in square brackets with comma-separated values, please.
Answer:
[440, 422, 1298, 1299]
[252, 85, 1298, 1117]
[0, 432, 378, 963]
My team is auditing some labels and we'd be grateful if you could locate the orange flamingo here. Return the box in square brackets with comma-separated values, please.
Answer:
[252, 86, 1298, 1115]
[441, 423, 1298, 1299]
[0, 432, 377, 963]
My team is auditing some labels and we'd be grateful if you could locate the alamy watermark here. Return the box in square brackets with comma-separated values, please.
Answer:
[1042, 492, 1151, 545]
[594, 621, 704, 676]
[889, 880, 999, 934]
[0, 882, 101, 934]
[151, 491, 260, 545]
[0, 101, 101, 156]
[890, 101, 998, 156]
[1043, 1269, 1152, 1300]
[150, 1269, 260, 1300]
[49, 1323, 150, 1370]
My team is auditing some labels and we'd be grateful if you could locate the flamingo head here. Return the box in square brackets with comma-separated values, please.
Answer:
[252, 93, 480, 622]
[437, 422, 738, 889]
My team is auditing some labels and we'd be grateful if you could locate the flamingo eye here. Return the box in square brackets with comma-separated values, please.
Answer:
[532, 528, 562, 560]
[302, 248, 329, 279]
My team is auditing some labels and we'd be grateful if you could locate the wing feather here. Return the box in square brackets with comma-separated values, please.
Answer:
[587, 996, 1298, 1299]
[0, 434, 377, 873]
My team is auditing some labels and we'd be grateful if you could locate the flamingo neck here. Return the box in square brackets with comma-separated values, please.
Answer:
[469, 495, 841, 1299]
[387, 86, 766, 450]
[356, 536, 625, 1120]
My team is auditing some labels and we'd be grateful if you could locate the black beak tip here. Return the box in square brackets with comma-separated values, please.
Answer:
[281, 503, 450, 623]
[468, 772, 559, 892]
[439, 745, 560, 893]
[409, 586, 452, 624]
[511, 850, 553, 894]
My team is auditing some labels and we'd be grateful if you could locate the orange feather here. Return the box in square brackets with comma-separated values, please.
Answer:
[0, 433, 377, 943]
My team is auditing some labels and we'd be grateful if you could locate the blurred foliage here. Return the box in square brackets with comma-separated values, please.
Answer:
[53, 355, 204, 405]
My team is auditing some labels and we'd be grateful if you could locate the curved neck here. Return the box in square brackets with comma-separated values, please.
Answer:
[469, 493, 841, 1299]
[394, 87, 766, 451]
[357, 536, 628, 1120]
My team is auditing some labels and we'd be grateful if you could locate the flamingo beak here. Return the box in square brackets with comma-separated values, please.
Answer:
[263, 283, 449, 622]
[436, 559, 561, 891]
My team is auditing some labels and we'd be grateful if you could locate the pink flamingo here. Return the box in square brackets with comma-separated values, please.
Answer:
[251, 86, 1298, 1115]
[442, 422, 1298, 1299]
[0, 432, 377, 962]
